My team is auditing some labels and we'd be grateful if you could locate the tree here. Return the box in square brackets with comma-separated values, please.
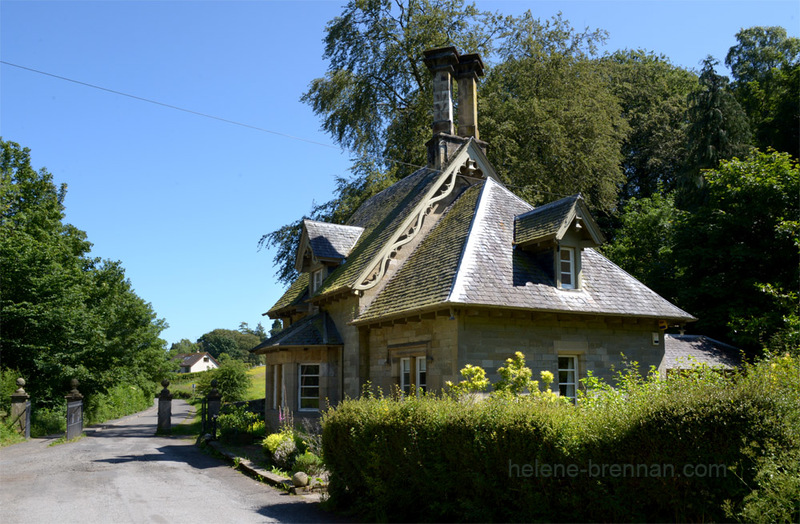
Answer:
[0, 140, 169, 405]
[197, 328, 262, 364]
[599, 50, 698, 200]
[480, 13, 627, 211]
[262, 0, 504, 286]
[601, 192, 684, 305]
[725, 26, 800, 158]
[674, 150, 799, 350]
[169, 338, 200, 358]
[681, 57, 752, 203]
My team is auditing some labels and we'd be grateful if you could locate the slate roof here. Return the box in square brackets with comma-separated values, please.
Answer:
[303, 220, 364, 261]
[268, 168, 441, 316]
[663, 334, 742, 369]
[354, 177, 696, 324]
[358, 184, 481, 322]
[250, 313, 342, 353]
[514, 195, 580, 245]
[313, 167, 441, 298]
[266, 272, 309, 316]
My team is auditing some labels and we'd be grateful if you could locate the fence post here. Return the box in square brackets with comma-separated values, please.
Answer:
[157, 379, 173, 434]
[65, 379, 84, 440]
[206, 379, 222, 440]
[10, 378, 30, 439]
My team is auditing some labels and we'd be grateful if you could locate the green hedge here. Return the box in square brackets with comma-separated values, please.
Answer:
[322, 355, 800, 522]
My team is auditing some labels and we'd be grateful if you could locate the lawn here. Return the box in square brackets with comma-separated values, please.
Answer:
[245, 366, 266, 401]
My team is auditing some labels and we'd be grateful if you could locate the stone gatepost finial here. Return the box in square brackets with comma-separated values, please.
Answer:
[66, 379, 83, 401]
[159, 378, 173, 400]
[13, 378, 29, 398]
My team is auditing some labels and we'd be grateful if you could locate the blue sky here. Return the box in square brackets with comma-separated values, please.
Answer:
[2, 1, 797, 346]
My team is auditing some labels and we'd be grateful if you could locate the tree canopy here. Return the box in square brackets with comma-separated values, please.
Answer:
[0, 140, 169, 406]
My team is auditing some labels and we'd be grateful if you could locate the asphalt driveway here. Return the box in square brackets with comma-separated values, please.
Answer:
[0, 399, 345, 523]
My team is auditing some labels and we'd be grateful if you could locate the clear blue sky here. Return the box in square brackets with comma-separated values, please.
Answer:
[2, 1, 797, 346]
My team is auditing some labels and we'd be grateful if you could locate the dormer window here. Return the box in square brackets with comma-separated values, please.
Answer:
[559, 247, 575, 289]
[311, 268, 324, 293]
[513, 194, 605, 292]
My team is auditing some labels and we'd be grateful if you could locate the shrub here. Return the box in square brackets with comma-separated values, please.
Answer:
[322, 354, 800, 522]
[217, 404, 261, 443]
[195, 360, 250, 402]
[292, 451, 325, 476]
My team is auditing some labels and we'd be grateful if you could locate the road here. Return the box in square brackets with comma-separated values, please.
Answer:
[0, 399, 344, 523]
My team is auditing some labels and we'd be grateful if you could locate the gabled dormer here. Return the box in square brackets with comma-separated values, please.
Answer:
[513, 195, 605, 290]
[295, 219, 364, 295]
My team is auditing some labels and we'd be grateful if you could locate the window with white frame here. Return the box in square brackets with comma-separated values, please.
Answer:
[558, 356, 578, 403]
[298, 364, 320, 411]
[400, 356, 427, 396]
[560, 247, 575, 289]
[311, 269, 324, 292]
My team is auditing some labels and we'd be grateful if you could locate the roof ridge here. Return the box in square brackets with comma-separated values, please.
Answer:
[448, 179, 494, 302]
[515, 193, 579, 220]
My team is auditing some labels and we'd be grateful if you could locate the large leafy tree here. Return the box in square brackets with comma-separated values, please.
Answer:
[725, 26, 800, 158]
[0, 140, 169, 405]
[197, 328, 261, 364]
[599, 50, 698, 201]
[480, 13, 626, 211]
[263, 0, 504, 286]
[673, 150, 799, 350]
[601, 192, 684, 306]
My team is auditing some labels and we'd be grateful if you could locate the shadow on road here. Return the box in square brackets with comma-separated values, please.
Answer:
[93, 443, 222, 470]
[256, 501, 354, 523]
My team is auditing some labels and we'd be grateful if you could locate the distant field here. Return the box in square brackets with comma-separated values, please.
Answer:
[168, 365, 266, 401]
[246, 365, 266, 401]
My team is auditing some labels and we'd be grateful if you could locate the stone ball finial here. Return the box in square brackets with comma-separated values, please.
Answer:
[70, 379, 79, 389]
[14, 378, 28, 396]
[161, 378, 170, 388]
[211, 379, 218, 388]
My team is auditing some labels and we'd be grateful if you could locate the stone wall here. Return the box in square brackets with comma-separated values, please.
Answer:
[457, 311, 664, 388]
[363, 313, 458, 393]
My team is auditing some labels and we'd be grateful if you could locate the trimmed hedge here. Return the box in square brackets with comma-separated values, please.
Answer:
[322, 355, 800, 522]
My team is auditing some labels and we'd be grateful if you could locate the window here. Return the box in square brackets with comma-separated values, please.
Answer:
[558, 356, 578, 403]
[560, 247, 575, 289]
[400, 356, 427, 396]
[298, 364, 320, 411]
[311, 269, 324, 292]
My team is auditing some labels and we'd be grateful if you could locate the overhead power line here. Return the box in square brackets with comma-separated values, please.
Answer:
[2, 60, 571, 199]
[1, 60, 341, 150]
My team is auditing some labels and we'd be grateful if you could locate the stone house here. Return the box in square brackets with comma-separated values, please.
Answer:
[252, 47, 695, 425]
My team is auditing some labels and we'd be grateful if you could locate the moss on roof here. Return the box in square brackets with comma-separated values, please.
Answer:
[314, 168, 440, 298]
[514, 195, 579, 246]
[266, 272, 309, 316]
[357, 184, 481, 322]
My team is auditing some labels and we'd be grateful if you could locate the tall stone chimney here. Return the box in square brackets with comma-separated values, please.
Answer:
[422, 47, 459, 136]
[423, 47, 487, 169]
[455, 53, 484, 139]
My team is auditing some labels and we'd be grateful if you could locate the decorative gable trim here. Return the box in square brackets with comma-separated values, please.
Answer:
[353, 139, 499, 291]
